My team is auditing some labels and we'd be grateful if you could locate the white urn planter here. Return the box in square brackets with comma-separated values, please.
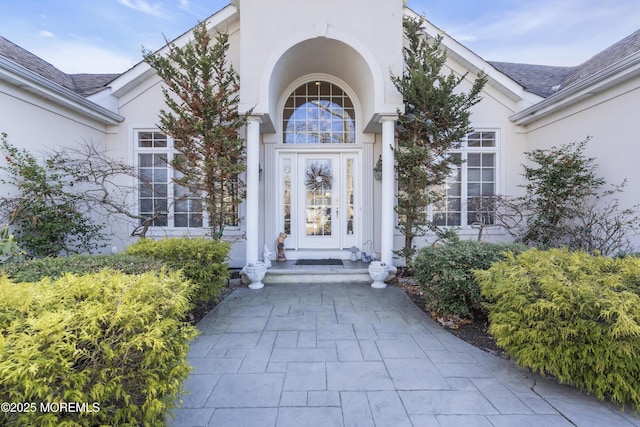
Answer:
[244, 261, 266, 290]
[368, 261, 389, 289]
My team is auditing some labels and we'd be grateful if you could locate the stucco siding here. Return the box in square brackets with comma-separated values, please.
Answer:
[522, 74, 640, 250]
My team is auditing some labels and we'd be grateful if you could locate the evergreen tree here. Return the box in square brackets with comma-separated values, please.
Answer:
[144, 22, 250, 237]
[392, 17, 487, 267]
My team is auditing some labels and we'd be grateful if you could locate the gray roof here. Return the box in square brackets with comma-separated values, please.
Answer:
[69, 73, 120, 96]
[491, 28, 640, 98]
[489, 61, 577, 97]
[0, 36, 119, 96]
[561, 28, 640, 89]
[3, 24, 640, 101]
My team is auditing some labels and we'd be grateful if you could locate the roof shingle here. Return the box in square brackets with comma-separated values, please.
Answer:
[0, 35, 119, 96]
[561, 28, 640, 89]
[489, 61, 577, 97]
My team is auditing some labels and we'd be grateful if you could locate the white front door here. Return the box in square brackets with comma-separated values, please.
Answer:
[280, 152, 360, 251]
[298, 154, 340, 249]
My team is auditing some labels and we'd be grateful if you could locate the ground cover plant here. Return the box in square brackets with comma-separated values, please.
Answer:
[476, 248, 640, 411]
[0, 270, 197, 426]
[0, 253, 164, 282]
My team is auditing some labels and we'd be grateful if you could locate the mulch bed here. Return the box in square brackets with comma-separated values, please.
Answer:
[186, 272, 241, 325]
[390, 276, 505, 358]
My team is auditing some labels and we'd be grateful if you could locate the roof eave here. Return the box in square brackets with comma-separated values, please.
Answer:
[403, 7, 538, 105]
[110, 4, 239, 99]
[511, 51, 640, 126]
[0, 56, 124, 125]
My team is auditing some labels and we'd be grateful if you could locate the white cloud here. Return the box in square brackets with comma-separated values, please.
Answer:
[39, 30, 55, 38]
[435, 0, 640, 65]
[31, 40, 139, 74]
[178, 0, 190, 10]
[116, 0, 166, 18]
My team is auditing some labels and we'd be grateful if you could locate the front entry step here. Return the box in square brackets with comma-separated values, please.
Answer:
[261, 260, 395, 284]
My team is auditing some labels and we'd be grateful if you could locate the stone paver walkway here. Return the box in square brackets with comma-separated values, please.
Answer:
[168, 282, 640, 427]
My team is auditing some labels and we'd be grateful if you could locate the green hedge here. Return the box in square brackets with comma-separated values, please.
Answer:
[413, 240, 526, 318]
[0, 270, 197, 426]
[476, 248, 640, 410]
[0, 253, 165, 282]
[126, 237, 230, 303]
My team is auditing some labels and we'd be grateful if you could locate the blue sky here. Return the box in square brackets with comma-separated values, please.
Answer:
[1, 0, 639, 74]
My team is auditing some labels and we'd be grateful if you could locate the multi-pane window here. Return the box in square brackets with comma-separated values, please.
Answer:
[173, 158, 204, 228]
[137, 130, 238, 229]
[138, 151, 170, 226]
[432, 131, 498, 227]
[283, 81, 355, 144]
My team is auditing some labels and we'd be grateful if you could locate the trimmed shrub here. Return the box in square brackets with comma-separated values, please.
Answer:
[0, 253, 165, 282]
[126, 237, 230, 303]
[413, 240, 526, 318]
[476, 248, 640, 411]
[0, 270, 198, 426]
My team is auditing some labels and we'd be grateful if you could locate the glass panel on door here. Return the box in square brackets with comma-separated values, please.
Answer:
[287, 153, 359, 250]
[346, 158, 355, 235]
[304, 159, 333, 236]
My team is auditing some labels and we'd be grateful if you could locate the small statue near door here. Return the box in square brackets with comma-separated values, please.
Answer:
[276, 232, 288, 262]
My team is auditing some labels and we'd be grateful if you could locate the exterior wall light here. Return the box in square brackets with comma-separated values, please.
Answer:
[373, 155, 382, 181]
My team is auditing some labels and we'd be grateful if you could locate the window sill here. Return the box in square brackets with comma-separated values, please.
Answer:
[393, 226, 508, 237]
[144, 227, 243, 238]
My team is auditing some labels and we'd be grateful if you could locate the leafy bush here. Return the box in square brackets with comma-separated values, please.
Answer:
[0, 253, 165, 282]
[0, 224, 25, 263]
[413, 239, 526, 318]
[476, 248, 640, 410]
[494, 138, 639, 255]
[0, 270, 198, 426]
[126, 237, 230, 302]
[0, 134, 105, 257]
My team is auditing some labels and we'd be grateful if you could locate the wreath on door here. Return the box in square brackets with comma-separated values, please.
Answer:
[305, 162, 332, 192]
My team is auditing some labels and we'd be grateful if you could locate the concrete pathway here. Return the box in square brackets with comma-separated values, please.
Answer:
[168, 282, 640, 427]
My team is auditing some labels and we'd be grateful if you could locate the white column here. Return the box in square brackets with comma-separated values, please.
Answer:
[245, 116, 261, 266]
[380, 116, 397, 267]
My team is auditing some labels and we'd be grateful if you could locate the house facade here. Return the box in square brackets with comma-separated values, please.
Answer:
[1, 0, 639, 268]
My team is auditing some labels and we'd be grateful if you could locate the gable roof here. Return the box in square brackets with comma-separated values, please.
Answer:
[561, 28, 640, 89]
[488, 62, 577, 98]
[0, 36, 119, 96]
[493, 29, 640, 100]
[510, 28, 640, 126]
[0, 36, 123, 124]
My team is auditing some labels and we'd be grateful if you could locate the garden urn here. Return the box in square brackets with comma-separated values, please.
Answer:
[368, 261, 389, 289]
[245, 261, 267, 290]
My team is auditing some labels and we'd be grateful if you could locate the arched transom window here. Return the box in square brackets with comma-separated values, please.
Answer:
[283, 80, 355, 144]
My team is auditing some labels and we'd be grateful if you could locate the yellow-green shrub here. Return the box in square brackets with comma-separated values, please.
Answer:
[476, 248, 640, 410]
[0, 270, 198, 426]
[126, 237, 230, 303]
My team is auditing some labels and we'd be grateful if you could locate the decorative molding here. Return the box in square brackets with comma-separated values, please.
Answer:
[315, 22, 328, 38]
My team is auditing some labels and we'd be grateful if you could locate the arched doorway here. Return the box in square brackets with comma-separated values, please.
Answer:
[277, 79, 362, 253]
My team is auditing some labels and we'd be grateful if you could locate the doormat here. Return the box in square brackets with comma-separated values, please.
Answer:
[295, 259, 343, 266]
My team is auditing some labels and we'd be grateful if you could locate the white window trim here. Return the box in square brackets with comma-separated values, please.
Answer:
[426, 128, 504, 234]
[277, 73, 362, 146]
[132, 128, 244, 237]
